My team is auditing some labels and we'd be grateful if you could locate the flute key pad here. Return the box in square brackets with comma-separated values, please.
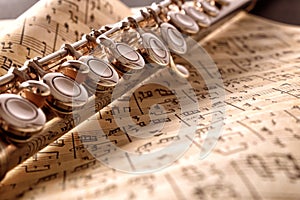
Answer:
[183, 5, 211, 27]
[79, 56, 119, 91]
[0, 94, 46, 139]
[168, 11, 199, 34]
[160, 22, 187, 55]
[140, 32, 170, 66]
[200, 1, 220, 17]
[98, 36, 145, 74]
[215, 0, 231, 6]
[43, 73, 88, 112]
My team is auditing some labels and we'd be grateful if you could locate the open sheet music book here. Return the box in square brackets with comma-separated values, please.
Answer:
[0, 0, 299, 199]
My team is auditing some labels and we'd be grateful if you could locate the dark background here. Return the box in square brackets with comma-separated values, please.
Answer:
[0, 0, 299, 25]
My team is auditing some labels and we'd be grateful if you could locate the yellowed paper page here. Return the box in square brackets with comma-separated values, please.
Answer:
[0, 0, 131, 76]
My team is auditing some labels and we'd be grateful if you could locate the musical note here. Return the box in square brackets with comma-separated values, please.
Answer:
[46, 14, 51, 24]
[1, 42, 14, 53]
[64, 22, 69, 33]
[104, 2, 113, 14]
[68, 10, 78, 24]
[26, 47, 31, 59]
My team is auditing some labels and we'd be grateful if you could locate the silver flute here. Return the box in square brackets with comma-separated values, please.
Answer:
[0, 0, 255, 181]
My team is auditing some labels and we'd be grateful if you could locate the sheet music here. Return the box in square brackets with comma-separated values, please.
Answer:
[0, 2, 299, 200]
[0, 0, 131, 76]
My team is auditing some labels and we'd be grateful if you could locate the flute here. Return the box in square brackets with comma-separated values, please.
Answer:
[0, 0, 255, 181]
